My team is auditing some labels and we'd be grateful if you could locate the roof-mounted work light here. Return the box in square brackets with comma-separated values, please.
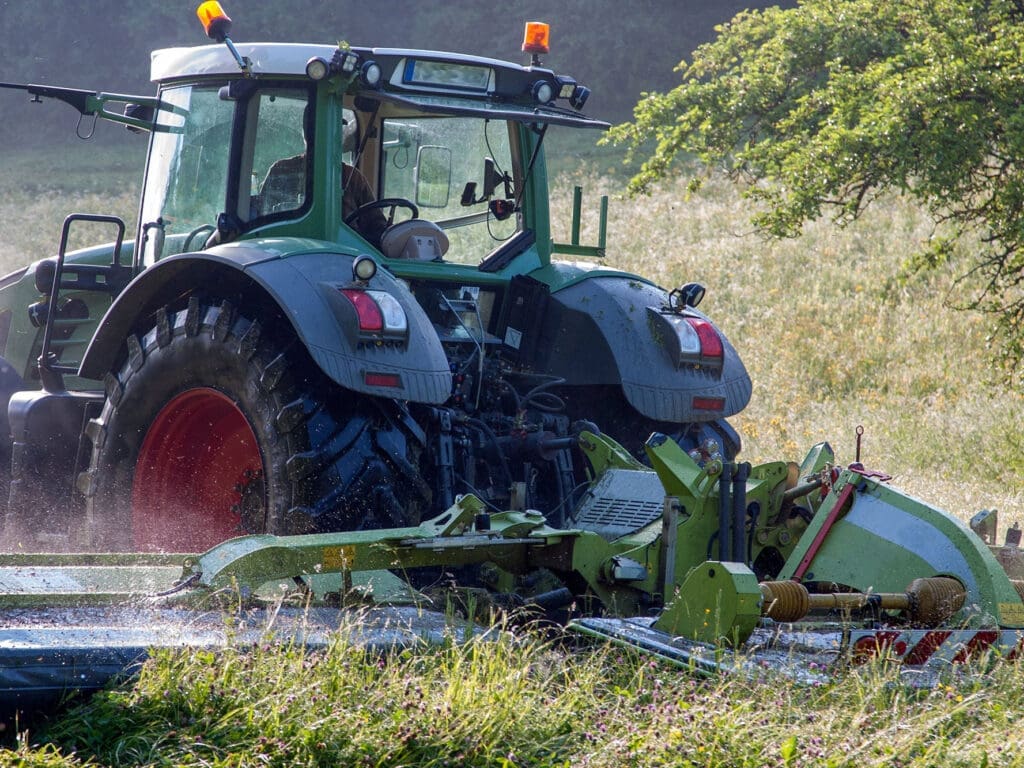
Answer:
[555, 76, 577, 100]
[570, 85, 590, 111]
[553, 75, 590, 111]
[306, 49, 381, 88]
[531, 80, 554, 104]
[332, 49, 361, 75]
[305, 57, 330, 81]
[360, 60, 382, 88]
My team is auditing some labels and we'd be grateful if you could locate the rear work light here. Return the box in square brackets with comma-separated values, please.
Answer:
[340, 289, 408, 340]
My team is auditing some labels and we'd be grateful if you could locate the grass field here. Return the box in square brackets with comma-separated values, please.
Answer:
[3, 144, 1024, 766]
[551, 169, 1024, 523]
[9, 625, 1024, 768]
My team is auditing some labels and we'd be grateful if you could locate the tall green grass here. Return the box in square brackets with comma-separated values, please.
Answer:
[6, 625, 1024, 767]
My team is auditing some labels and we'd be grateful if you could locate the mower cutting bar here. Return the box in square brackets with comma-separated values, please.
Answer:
[0, 565, 181, 607]
[0, 554, 186, 608]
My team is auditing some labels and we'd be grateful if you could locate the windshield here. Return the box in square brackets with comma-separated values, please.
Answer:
[139, 85, 231, 264]
[379, 116, 519, 265]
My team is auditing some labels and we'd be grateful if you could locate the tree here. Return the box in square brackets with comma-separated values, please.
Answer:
[608, 0, 1024, 381]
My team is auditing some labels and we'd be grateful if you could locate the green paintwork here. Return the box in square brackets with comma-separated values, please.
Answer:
[0, 240, 134, 388]
[777, 469, 1024, 628]
[551, 186, 607, 258]
[642, 433, 808, 591]
[654, 561, 762, 646]
[179, 496, 577, 595]
[527, 261, 655, 295]
[576, 430, 648, 473]
[170, 490, 651, 616]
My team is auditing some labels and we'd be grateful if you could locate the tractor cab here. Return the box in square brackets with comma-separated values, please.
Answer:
[136, 26, 608, 274]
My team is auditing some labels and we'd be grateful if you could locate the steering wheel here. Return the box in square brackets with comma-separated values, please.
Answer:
[182, 224, 216, 253]
[344, 198, 419, 227]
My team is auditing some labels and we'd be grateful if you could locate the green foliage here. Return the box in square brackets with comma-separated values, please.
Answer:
[609, 0, 1024, 383]
[9, 630, 1024, 767]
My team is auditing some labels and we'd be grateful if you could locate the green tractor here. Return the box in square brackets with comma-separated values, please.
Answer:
[0, 7, 751, 553]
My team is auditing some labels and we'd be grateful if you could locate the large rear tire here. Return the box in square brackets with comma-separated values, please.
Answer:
[78, 297, 425, 551]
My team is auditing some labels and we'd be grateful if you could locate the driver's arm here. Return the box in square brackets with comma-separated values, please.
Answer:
[343, 164, 388, 249]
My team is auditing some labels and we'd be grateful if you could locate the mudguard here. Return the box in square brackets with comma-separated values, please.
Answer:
[78, 241, 452, 404]
[529, 275, 751, 423]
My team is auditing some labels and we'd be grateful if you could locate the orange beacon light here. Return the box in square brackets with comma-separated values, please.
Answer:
[522, 22, 550, 57]
[196, 1, 232, 42]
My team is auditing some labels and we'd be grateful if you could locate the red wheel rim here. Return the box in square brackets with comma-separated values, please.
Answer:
[131, 388, 262, 551]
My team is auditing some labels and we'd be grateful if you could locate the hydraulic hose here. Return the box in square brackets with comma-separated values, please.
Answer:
[732, 462, 751, 565]
[718, 462, 733, 562]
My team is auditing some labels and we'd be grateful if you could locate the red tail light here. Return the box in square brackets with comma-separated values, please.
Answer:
[686, 317, 723, 360]
[339, 288, 408, 340]
[341, 289, 383, 332]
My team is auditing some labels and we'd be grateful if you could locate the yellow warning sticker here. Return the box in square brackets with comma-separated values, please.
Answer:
[999, 602, 1024, 626]
[322, 545, 356, 570]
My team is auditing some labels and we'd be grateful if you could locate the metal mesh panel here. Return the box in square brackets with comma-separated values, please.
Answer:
[572, 469, 665, 541]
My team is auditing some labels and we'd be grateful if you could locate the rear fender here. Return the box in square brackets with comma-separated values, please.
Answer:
[524, 274, 751, 423]
[79, 245, 451, 404]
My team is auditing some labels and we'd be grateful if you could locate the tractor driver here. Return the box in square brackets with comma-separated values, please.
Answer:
[260, 107, 388, 249]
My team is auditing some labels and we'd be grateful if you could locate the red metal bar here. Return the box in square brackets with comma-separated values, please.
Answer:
[792, 481, 856, 582]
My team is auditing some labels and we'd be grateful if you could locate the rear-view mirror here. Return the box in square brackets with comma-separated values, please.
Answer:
[415, 145, 451, 208]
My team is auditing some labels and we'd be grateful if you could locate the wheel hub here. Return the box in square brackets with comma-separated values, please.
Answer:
[131, 387, 263, 551]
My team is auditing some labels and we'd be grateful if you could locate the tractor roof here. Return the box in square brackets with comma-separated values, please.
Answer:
[152, 43, 521, 83]
[150, 42, 608, 130]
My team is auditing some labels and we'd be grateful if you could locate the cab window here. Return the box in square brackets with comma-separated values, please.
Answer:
[379, 116, 519, 265]
[140, 85, 232, 265]
[139, 83, 313, 265]
[251, 90, 313, 218]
